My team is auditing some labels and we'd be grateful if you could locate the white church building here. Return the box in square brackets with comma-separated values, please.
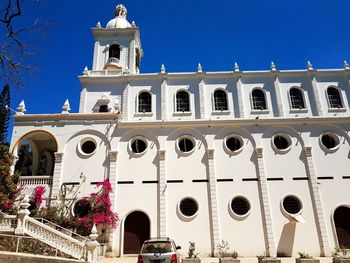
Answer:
[10, 3, 350, 258]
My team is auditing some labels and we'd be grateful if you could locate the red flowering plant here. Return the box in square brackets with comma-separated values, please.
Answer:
[29, 186, 46, 215]
[64, 179, 118, 241]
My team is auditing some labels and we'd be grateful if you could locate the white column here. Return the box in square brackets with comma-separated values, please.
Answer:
[161, 79, 168, 120]
[50, 152, 64, 204]
[255, 148, 276, 257]
[303, 147, 331, 256]
[199, 80, 207, 119]
[236, 76, 246, 118]
[206, 149, 220, 256]
[108, 151, 118, 254]
[310, 74, 324, 116]
[10, 155, 19, 175]
[272, 74, 284, 117]
[158, 150, 167, 237]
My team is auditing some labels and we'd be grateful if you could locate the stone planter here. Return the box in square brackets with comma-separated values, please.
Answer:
[333, 257, 350, 263]
[182, 258, 201, 263]
[258, 258, 281, 263]
[296, 258, 320, 263]
[219, 258, 240, 263]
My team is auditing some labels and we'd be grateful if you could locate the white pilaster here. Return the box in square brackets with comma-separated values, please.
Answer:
[303, 147, 331, 256]
[51, 152, 64, 202]
[199, 80, 206, 119]
[129, 40, 135, 73]
[206, 149, 220, 256]
[158, 150, 167, 237]
[272, 74, 284, 117]
[92, 41, 98, 70]
[255, 148, 276, 257]
[161, 79, 168, 120]
[310, 74, 324, 116]
[108, 150, 118, 255]
[79, 87, 87, 113]
[236, 76, 246, 118]
[122, 84, 130, 120]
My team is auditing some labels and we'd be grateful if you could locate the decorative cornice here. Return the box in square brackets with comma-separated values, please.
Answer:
[109, 151, 118, 161]
[255, 147, 263, 158]
[54, 152, 64, 162]
[303, 146, 312, 157]
[158, 150, 166, 160]
[207, 149, 214, 159]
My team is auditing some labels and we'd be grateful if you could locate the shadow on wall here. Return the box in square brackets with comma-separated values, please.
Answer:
[277, 222, 296, 257]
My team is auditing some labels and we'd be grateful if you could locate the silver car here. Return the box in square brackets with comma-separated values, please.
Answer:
[137, 238, 181, 263]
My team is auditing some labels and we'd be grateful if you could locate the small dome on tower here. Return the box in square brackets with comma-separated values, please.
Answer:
[106, 4, 132, 29]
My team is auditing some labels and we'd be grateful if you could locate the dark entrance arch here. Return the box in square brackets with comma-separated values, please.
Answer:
[334, 206, 350, 248]
[123, 211, 150, 254]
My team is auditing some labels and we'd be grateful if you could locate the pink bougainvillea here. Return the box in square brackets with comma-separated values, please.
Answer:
[66, 179, 118, 237]
[33, 186, 46, 207]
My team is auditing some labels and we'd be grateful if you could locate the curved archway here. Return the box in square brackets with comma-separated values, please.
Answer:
[334, 206, 350, 248]
[123, 211, 150, 254]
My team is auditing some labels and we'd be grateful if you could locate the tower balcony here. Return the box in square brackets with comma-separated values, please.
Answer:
[104, 57, 122, 70]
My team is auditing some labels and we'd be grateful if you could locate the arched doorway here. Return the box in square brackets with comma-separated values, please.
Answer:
[334, 206, 350, 248]
[123, 211, 150, 254]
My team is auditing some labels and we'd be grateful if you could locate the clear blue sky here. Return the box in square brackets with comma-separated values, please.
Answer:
[5, 0, 350, 142]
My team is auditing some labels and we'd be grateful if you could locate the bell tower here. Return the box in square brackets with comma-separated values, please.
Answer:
[91, 4, 143, 74]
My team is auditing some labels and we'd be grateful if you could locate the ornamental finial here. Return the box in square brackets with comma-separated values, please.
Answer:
[234, 62, 240, 72]
[161, 64, 166, 73]
[61, 99, 71, 114]
[197, 63, 202, 73]
[115, 4, 127, 18]
[83, 66, 88, 75]
[96, 21, 101, 28]
[307, 60, 313, 70]
[271, 61, 276, 71]
[16, 100, 26, 115]
[344, 60, 349, 70]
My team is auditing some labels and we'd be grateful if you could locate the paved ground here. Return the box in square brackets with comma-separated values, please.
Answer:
[98, 257, 334, 263]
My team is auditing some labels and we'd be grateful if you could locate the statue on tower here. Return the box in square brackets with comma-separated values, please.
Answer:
[115, 4, 127, 18]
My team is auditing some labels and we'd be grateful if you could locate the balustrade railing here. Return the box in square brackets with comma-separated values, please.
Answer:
[107, 57, 120, 65]
[19, 175, 53, 186]
[0, 214, 17, 232]
[89, 70, 122, 76]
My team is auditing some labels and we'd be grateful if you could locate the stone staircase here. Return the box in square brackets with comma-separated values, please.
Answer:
[0, 195, 99, 263]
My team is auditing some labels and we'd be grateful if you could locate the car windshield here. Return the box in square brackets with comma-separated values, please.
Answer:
[141, 241, 173, 253]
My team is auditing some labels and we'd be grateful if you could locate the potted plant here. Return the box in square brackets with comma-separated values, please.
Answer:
[257, 253, 281, 263]
[333, 248, 350, 263]
[295, 252, 319, 263]
[182, 241, 200, 263]
[217, 240, 240, 263]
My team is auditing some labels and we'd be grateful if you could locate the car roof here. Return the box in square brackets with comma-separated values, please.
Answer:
[143, 237, 174, 243]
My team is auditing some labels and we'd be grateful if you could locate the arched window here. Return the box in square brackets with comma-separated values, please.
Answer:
[252, 89, 267, 110]
[138, 92, 152, 113]
[109, 44, 120, 59]
[327, 87, 343, 108]
[176, 91, 190, 112]
[289, 88, 305, 109]
[214, 90, 228, 111]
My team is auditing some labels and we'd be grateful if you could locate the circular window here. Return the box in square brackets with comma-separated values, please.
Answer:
[179, 198, 198, 218]
[320, 132, 339, 152]
[272, 133, 292, 153]
[231, 196, 250, 216]
[282, 195, 302, 214]
[177, 136, 195, 154]
[224, 135, 243, 154]
[131, 138, 147, 154]
[80, 138, 97, 155]
[73, 199, 92, 218]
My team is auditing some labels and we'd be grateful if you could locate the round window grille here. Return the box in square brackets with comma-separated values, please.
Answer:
[178, 137, 195, 153]
[231, 196, 250, 216]
[81, 140, 96, 155]
[321, 134, 338, 150]
[226, 136, 242, 152]
[273, 135, 291, 150]
[179, 198, 198, 217]
[131, 138, 147, 154]
[282, 195, 302, 214]
[73, 199, 92, 218]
